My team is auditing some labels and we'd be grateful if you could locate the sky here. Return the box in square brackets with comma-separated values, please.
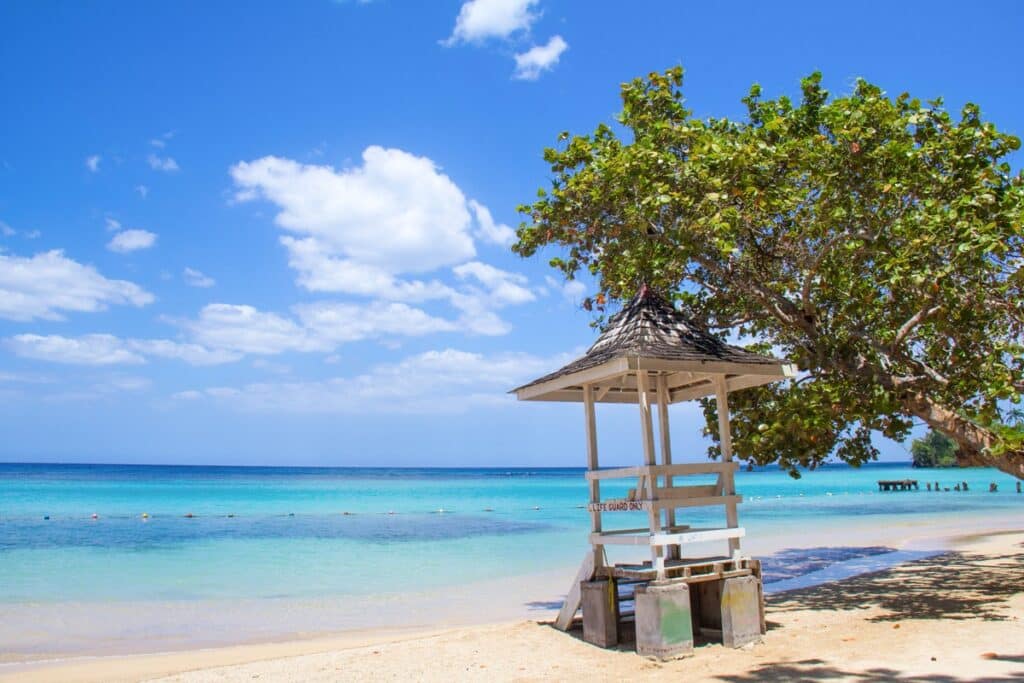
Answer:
[1, 0, 1022, 467]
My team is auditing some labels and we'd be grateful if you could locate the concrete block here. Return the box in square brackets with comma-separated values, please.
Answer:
[580, 579, 618, 648]
[721, 575, 762, 648]
[634, 582, 694, 659]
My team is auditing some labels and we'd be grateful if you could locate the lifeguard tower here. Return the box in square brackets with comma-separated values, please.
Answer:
[513, 286, 794, 657]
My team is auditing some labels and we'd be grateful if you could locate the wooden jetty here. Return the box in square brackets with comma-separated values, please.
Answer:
[878, 479, 918, 491]
[514, 286, 795, 658]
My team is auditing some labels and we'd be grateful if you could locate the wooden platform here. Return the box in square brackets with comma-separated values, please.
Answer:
[596, 555, 760, 584]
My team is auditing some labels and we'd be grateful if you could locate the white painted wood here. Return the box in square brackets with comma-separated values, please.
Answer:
[586, 495, 743, 512]
[633, 357, 794, 377]
[589, 527, 746, 547]
[514, 358, 630, 401]
[714, 375, 741, 555]
[583, 383, 603, 569]
[585, 462, 738, 480]
[656, 374, 677, 559]
[554, 552, 596, 631]
[635, 370, 662, 569]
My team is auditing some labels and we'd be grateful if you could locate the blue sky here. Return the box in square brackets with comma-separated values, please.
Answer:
[1, 0, 1021, 467]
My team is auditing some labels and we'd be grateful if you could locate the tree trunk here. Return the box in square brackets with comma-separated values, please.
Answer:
[905, 394, 1024, 479]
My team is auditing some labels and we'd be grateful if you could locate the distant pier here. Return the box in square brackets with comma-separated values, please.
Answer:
[878, 479, 918, 492]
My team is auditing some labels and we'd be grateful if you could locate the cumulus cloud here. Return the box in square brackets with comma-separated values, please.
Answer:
[147, 154, 179, 172]
[177, 347, 569, 414]
[231, 148, 475, 276]
[469, 200, 516, 246]
[5, 334, 241, 366]
[229, 147, 536, 334]
[107, 229, 157, 253]
[85, 155, 101, 172]
[513, 34, 567, 80]
[0, 250, 153, 321]
[182, 267, 215, 288]
[444, 0, 538, 45]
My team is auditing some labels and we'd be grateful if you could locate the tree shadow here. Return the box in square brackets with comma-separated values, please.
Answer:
[767, 550, 1024, 622]
[712, 658, 1024, 682]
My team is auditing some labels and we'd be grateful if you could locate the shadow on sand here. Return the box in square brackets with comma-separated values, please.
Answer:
[534, 543, 1024, 680]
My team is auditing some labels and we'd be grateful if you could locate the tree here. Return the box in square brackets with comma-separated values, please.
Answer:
[910, 429, 960, 468]
[514, 68, 1024, 478]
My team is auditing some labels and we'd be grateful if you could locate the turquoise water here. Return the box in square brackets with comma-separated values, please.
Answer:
[1, 462, 1021, 605]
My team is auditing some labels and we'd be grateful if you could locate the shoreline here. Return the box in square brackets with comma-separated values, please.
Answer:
[4, 522, 1022, 682]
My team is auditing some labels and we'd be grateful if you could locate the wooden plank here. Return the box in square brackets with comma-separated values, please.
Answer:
[633, 357, 796, 377]
[583, 384, 603, 570]
[515, 358, 630, 401]
[585, 462, 738, 480]
[590, 526, 746, 547]
[586, 494, 743, 513]
[554, 552, 596, 631]
[715, 375, 741, 556]
[656, 374, 677, 553]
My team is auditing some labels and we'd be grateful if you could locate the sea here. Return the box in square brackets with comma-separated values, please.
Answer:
[0, 461, 1021, 659]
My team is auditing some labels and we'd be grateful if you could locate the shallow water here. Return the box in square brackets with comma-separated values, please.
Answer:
[0, 461, 1020, 657]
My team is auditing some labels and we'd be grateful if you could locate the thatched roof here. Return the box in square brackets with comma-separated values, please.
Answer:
[513, 286, 791, 403]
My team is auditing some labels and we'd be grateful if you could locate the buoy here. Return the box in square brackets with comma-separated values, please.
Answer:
[184, 512, 194, 518]
[43, 515, 50, 520]
[437, 508, 446, 513]
[227, 514, 235, 518]
[387, 510, 395, 515]
[91, 513, 99, 519]
[141, 512, 149, 519]
[533, 506, 541, 510]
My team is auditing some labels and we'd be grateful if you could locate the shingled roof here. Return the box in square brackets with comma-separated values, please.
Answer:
[513, 286, 790, 403]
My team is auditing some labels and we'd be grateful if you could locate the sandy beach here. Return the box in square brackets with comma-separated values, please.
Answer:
[6, 528, 1022, 683]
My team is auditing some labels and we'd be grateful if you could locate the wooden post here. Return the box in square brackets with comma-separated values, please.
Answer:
[584, 384, 602, 569]
[656, 374, 678, 560]
[637, 370, 663, 575]
[714, 375, 740, 556]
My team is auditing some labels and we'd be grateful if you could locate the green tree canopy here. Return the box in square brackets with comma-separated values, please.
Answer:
[911, 429, 960, 468]
[515, 68, 1024, 478]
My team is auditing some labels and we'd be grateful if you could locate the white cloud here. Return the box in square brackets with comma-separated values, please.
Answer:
[179, 347, 568, 414]
[104, 217, 122, 232]
[230, 147, 537, 335]
[0, 250, 153, 321]
[180, 301, 458, 357]
[1, 221, 15, 237]
[85, 155, 101, 172]
[135, 185, 149, 198]
[545, 275, 586, 302]
[182, 267, 215, 288]
[231, 147, 475, 276]
[469, 200, 516, 246]
[445, 0, 539, 45]
[184, 304, 326, 355]
[128, 339, 241, 365]
[295, 301, 457, 343]
[147, 154, 179, 172]
[150, 139, 165, 149]
[5, 334, 241, 366]
[6, 334, 145, 365]
[513, 34, 567, 80]
[453, 261, 535, 306]
[107, 229, 157, 253]
[24, 230, 41, 239]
